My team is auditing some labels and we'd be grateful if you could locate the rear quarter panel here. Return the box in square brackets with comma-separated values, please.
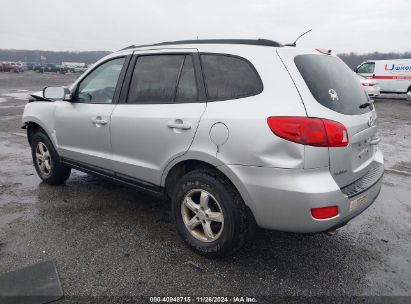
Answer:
[191, 45, 307, 169]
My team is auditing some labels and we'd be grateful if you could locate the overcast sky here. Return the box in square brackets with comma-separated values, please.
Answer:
[1, 0, 410, 53]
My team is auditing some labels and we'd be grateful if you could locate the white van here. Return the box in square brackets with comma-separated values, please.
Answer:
[355, 59, 411, 96]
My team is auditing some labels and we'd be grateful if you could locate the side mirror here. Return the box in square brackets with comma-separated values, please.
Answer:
[353, 67, 358, 73]
[43, 86, 71, 101]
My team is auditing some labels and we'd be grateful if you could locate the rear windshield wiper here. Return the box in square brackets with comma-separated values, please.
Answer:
[359, 101, 374, 109]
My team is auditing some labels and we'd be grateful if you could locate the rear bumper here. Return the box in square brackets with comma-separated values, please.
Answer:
[227, 150, 384, 233]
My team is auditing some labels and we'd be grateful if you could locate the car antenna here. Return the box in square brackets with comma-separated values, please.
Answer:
[285, 29, 312, 47]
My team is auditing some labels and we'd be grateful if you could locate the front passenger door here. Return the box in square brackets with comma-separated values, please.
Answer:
[54, 57, 127, 170]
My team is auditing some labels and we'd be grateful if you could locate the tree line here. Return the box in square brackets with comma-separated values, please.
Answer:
[338, 51, 411, 69]
[0, 49, 111, 64]
[0, 49, 410, 68]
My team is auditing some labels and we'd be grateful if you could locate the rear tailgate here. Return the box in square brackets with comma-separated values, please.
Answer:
[277, 48, 379, 188]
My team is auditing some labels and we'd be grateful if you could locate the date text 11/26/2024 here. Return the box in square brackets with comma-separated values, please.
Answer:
[149, 296, 258, 303]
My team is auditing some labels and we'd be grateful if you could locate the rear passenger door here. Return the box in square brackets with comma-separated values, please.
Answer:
[110, 49, 206, 186]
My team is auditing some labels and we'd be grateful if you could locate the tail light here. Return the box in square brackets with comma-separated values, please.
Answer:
[267, 117, 348, 147]
[311, 206, 339, 219]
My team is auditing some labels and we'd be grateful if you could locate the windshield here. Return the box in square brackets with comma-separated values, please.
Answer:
[295, 54, 370, 115]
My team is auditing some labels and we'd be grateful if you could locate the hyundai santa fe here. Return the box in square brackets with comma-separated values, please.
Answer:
[22, 39, 384, 257]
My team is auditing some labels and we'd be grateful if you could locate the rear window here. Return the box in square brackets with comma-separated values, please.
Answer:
[295, 55, 370, 115]
[201, 54, 263, 101]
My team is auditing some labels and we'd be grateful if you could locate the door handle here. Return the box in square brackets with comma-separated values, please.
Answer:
[167, 119, 191, 130]
[91, 116, 108, 125]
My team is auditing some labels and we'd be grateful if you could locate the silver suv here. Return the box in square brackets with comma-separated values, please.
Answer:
[22, 39, 384, 257]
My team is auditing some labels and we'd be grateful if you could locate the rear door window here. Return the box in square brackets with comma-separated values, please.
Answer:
[128, 55, 184, 103]
[201, 54, 263, 101]
[127, 54, 199, 104]
[295, 54, 370, 115]
[175, 56, 198, 102]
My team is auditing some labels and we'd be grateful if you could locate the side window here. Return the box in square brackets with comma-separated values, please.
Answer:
[128, 55, 199, 104]
[357, 62, 375, 74]
[76, 57, 125, 104]
[176, 56, 198, 102]
[201, 54, 263, 101]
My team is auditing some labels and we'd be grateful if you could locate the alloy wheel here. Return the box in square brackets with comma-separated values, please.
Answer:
[35, 142, 52, 177]
[181, 189, 224, 242]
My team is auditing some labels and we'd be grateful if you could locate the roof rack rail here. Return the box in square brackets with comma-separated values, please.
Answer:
[119, 39, 283, 51]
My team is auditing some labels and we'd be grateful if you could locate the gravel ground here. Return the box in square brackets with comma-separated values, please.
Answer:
[0, 71, 410, 302]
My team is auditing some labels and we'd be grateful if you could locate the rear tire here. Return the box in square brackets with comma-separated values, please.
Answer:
[171, 169, 249, 258]
[31, 132, 71, 185]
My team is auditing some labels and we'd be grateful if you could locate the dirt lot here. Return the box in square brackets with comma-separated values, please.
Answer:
[0, 71, 410, 301]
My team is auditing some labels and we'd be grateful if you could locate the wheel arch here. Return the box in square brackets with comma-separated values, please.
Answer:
[162, 152, 257, 221]
[162, 152, 224, 190]
[25, 119, 57, 150]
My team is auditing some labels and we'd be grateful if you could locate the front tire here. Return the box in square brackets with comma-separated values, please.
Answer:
[172, 169, 249, 258]
[31, 132, 71, 185]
